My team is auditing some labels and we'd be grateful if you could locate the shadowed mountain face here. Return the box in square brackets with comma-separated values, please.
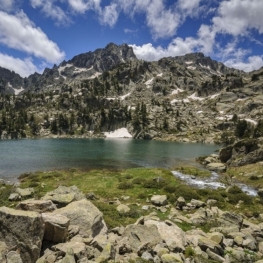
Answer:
[1, 42, 263, 145]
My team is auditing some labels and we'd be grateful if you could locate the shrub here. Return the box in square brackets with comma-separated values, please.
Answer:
[132, 178, 146, 185]
[227, 192, 253, 205]
[228, 185, 243, 194]
[143, 179, 167, 189]
[137, 193, 147, 199]
[125, 174, 133, 179]
[164, 185, 177, 193]
[185, 246, 195, 258]
[249, 175, 259, 180]
[118, 182, 133, 190]
[173, 186, 200, 201]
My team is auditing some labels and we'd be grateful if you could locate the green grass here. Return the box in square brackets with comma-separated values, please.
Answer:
[174, 166, 211, 178]
[1, 166, 262, 229]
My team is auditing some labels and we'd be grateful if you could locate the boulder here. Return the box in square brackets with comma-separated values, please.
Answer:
[42, 213, 70, 243]
[53, 240, 87, 260]
[117, 204, 130, 214]
[0, 206, 44, 263]
[16, 188, 35, 198]
[61, 251, 76, 263]
[176, 197, 186, 209]
[218, 211, 243, 229]
[121, 224, 162, 253]
[161, 253, 183, 263]
[198, 237, 223, 256]
[16, 199, 57, 213]
[96, 243, 116, 263]
[206, 248, 225, 262]
[190, 199, 205, 208]
[206, 163, 226, 172]
[145, 220, 186, 252]
[6, 251, 23, 263]
[52, 199, 107, 237]
[151, 195, 167, 206]
[8, 193, 21, 201]
[42, 186, 85, 207]
[0, 241, 8, 262]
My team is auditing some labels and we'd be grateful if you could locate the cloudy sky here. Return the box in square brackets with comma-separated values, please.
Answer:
[0, 0, 263, 77]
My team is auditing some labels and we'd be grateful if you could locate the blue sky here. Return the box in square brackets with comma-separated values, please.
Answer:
[0, 0, 263, 77]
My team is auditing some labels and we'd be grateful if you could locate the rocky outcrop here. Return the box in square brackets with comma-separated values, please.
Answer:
[52, 199, 108, 237]
[220, 139, 263, 166]
[2, 185, 263, 262]
[16, 199, 57, 213]
[0, 207, 44, 263]
[42, 185, 85, 207]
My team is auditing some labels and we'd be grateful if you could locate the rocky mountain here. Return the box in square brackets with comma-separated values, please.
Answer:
[1, 43, 263, 151]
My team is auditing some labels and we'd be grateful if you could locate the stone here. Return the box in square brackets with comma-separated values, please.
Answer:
[176, 197, 186, 209]
[234, 236, 243, 246]
[198, 237, 223, 256]
[243, 238, 257, 251]
[95, 243, 116, 263]
[190, 199, 205, 208]
[86, 192, 97, 200]
[145, 220, 186, 252]
[151, 195, 167, 206]
[206, 248, 225, 262]
[0, 206, 44, 263]
[206, 199, 217, 206]
[121, 224, 162, 253]
[68, 225, 80, 239]
[16, 199, 57, 213]
[142, 205, 150, 210]
[52, 199, 107, 237]
[117, 204, 130, 214]
[141, 251, 154, 262]
[0, 241, 8, 262]
[8, 193, 21, 202]
[161, 253, 183, 263]
[16, 187, 35, 198]
[42, 213, 70, 243]
[42, 186, 85, 207]
[208, 232, 224, 246]
[6, 251, 23, 263]
[53, 240, 87, 260]
[219, 211, 243, 229]
[206, 162, 226, 172]
[61, 249, 76, 263]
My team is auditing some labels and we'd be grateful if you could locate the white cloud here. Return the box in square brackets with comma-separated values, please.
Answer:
[177, 0, 202, 17]
[0, 53, 39, 77]
[224, 55, 263, 72]
[0, 0, 15, 11]
[131, 37, 199, 61]
[0, 11, 65, 64]
[213, 0, 263, 36]
[68, 0, 101, 13]
[99, 3, 119, 27]
[30, 0, 71, 25]
[145, 0, 180, 39]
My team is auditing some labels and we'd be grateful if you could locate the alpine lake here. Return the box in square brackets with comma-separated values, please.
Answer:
[0, 138, 219, 182]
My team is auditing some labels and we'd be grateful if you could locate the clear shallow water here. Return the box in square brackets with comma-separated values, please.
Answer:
[172, 171, 258, 196]
[0, 138, 219, 181]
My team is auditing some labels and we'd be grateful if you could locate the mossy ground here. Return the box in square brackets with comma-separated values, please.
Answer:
[1, 166, 263, 229]
[225, 162, 263, 189]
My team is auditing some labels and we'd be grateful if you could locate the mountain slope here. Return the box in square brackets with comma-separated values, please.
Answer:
[0, 43, 263, 146]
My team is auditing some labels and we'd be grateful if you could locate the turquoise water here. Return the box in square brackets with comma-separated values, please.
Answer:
[0, 138, 219, 181]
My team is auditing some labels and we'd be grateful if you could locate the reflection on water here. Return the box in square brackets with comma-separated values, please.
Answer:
[0, 138, 219, 181]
